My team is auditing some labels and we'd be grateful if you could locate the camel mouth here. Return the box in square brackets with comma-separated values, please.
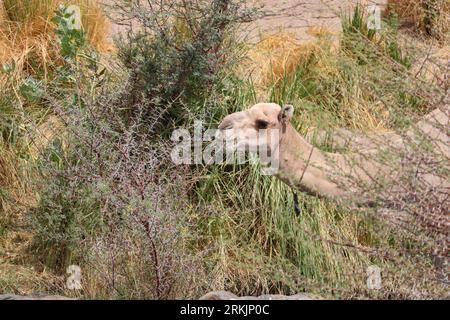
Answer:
[214, 127, 231, 140]
[218, 123, 233, 131]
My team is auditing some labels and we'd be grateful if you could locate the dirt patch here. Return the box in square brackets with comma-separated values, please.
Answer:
[101, 0, 389, 42]
[245, 0, 388, 42]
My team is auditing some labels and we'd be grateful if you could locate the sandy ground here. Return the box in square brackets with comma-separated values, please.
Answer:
[102, 0, 389, 42]
[245, 0, 388, 42]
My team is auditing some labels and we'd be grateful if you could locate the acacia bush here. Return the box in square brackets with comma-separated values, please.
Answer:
[26, 0, 258, 299]
[111, 0, 258, 130]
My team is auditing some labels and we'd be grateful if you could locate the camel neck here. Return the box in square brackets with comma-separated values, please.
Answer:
[279, 124, 314, 155]
[276, 123, 345, 198]
[275, 123, 388, 199]
[278, 124, 329, 170]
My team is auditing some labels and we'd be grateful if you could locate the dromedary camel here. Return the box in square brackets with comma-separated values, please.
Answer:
[218, 103, 449, 202]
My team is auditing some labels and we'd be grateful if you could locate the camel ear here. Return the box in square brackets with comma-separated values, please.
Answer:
[280, 104, 294, 122]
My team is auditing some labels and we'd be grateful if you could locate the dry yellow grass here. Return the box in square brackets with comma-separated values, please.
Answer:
[0, 0, 111, 80]
[386, 0, 450, 38]
[242, 30, 390, 131]
[0, 0, 108, 215]
[0, 145, 37, 218]
[2, 0, 110, 49]
[243, 26, 341, 87]
[0, 118, 67, 295]
[0, 114, 67, 222]
[246, 32, 321, 87]
[0, 213, 65, 296]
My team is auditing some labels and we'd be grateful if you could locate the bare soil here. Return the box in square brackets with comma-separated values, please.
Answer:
[102, 0, 389, 42]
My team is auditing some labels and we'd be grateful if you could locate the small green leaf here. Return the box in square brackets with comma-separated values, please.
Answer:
[1, 61, 15, 74]
[19, 77, 45, 103]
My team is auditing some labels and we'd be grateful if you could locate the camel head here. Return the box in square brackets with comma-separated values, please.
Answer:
[217, 103, 294, 159]
[217, 102, 366, 198]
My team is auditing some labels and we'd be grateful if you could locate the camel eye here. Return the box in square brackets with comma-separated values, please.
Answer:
[255, 120, 269, 129]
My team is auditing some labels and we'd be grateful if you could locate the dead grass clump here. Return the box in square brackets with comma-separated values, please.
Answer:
[386, 0, 450, 39]
[0, 145, 37, 221]
[0, 262, 65, 295]
[0, 0, 111, 79]
[246, 32, 324, 87]
[245, 31, 391, 131]
[2, 0, 110, 49]
[0, 19, 57, 81]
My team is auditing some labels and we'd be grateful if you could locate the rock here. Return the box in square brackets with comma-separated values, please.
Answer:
[0, 294, 75, 300]
[200, 291, 314, 300]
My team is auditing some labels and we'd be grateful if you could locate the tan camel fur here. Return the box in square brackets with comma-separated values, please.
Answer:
[218, 103, 448, 201]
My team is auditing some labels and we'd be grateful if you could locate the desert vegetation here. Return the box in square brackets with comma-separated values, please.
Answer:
[0, 0, 448, 299]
